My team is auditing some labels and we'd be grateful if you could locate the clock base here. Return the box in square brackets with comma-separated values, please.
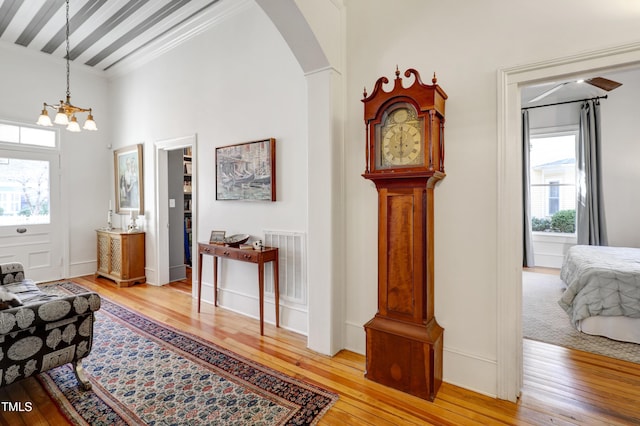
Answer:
[364, 315, 443, 401]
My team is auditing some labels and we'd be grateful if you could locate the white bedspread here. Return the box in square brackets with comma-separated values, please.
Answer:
[558, 245, 640, 327]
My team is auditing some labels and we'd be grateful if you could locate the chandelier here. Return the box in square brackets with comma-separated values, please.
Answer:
[36, 0, 97, 132]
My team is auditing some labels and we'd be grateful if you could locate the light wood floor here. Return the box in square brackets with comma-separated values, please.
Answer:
[1, 273, 639, 425]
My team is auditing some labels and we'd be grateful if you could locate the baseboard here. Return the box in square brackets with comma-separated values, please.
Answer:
[443, 346, 497, 398]
[68, 260, 96, 278]
[201, 283, 308, 335]
[344, 320, 365, 354]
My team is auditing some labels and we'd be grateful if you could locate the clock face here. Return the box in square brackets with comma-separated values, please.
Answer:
[376, 104, 424, 169]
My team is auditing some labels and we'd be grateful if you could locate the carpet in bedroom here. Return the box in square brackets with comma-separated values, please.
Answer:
[523, 271, 640, 364]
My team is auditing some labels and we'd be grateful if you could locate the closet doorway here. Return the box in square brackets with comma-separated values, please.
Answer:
[155, 135, 197, 294]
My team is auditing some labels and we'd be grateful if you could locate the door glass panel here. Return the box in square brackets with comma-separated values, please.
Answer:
[0, 158, 50, 225]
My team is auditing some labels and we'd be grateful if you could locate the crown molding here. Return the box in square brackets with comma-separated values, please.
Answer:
[104, 0, 253, 79]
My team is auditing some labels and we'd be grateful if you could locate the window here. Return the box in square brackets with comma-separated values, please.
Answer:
[0, 122, 56, 148]
[0, 121, 57, 226]
[0, 158, 51, 226]
[529, 132, 577, 233]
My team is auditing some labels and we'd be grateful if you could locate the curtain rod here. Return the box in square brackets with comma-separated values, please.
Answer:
[521, 95, 607, 111]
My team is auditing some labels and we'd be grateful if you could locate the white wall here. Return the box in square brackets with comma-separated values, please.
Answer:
[0, 42, 111, 277]
[600, 68, 640, 247]
[108, 4, 308, 331]
[343, 0, 640, 396]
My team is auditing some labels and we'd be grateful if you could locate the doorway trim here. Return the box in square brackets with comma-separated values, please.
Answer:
[155, 134, 197, 291]
[497, 41, 640, 401]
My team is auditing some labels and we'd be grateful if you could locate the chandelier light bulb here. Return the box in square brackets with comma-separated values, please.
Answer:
[67, 116, 81, 132]
[37, 107, 53, 126]
[83, 112, 98, 131]
[54, 105, 69, 125]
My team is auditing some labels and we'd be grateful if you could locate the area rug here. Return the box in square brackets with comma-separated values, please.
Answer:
[36, 282, 338, 425]
[523, 271, 640, 363]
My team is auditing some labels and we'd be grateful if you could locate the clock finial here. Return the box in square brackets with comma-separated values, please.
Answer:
[363, 86, 367, 98]
[432, 72, 437, 84]
[395, 65, 400, 78]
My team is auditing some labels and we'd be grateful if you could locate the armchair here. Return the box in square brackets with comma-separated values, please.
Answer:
[0, 263, 100, 390]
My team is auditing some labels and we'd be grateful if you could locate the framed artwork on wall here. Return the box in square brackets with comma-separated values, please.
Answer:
[216, 138, 276, 201]
[114, 144, 144, 214]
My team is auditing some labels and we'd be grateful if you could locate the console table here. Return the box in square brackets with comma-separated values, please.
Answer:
[197, 242, 279, 335]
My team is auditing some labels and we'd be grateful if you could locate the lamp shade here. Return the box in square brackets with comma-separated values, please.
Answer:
[37, 109, 53, 126]
[54, 107, 69, 125]
[67, 116, 81, 132]
[83, 114, 97, 131]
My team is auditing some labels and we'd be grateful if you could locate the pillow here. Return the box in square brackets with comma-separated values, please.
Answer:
[0, 288, 22, 310]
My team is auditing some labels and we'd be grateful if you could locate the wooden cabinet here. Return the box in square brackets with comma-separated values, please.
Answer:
[96, 229, 145, 287]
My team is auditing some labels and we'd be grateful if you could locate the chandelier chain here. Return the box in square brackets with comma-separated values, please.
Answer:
[65, 0, 70, 99]
[36, 0, 97, 131]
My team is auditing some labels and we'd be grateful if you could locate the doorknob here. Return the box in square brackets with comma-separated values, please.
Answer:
[16, 228, 26, 234]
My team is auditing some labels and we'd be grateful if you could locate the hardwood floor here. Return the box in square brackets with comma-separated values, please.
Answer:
[1, 274, 639, 425]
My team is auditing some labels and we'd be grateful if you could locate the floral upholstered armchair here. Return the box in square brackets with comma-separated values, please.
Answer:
[0, 262, 100, 390]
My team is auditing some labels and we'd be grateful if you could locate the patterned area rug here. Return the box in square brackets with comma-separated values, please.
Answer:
[523, 271, 640, 363]
[37, 282, 338, 425]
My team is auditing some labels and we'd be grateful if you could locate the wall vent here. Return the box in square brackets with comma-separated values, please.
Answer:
[264, 230, 306, 306]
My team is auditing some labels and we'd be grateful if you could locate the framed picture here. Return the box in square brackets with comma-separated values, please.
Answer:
[209, 230, 226, 244]
[216, 138, 276, 201]
[114, 144, 144, 214]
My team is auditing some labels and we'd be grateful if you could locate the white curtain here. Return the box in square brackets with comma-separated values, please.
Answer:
[522, 110, 535, 266]
[577, 99, 607, 246]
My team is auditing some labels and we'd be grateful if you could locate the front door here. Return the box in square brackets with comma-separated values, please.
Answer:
[0, 123, 63, 282]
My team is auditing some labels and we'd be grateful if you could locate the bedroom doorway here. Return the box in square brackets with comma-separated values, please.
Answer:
[520, 63, 640, 364]
[497, 41, 640, 401]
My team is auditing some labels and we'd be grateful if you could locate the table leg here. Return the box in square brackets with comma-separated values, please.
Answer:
[197, 251, 203, 313]
[273, 257, 280, 328]
[213, 256, 218, 307]
[258, 260, 265, 336]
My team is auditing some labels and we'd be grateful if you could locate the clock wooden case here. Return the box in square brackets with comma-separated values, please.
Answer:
[361, 68, 447, 401]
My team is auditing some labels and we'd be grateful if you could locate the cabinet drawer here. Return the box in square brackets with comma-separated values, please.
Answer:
[235, 250, 259, 263]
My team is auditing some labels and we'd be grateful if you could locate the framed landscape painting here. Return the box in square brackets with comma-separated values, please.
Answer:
[216, 138, 276, 201]
[114, 144, 144, 214]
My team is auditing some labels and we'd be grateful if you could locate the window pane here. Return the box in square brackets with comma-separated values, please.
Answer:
[529, 134, 576, 233]
[20, 126, 56, 147]
[0, 124, 20, 143]
[0, 158, 50, 225]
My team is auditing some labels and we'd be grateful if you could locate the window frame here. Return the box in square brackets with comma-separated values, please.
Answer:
[0, 119, 60, 153]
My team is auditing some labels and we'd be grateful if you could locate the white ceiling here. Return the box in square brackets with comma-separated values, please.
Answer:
[0, 0, 222, 73]
[521, 71, 631, 108]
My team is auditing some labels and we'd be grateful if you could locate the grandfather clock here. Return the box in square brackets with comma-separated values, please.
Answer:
[362, 67, 447, 401]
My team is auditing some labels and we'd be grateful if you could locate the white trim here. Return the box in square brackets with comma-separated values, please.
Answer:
[497, 41, 640, 401]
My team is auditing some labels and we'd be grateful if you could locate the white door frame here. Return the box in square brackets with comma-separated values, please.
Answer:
[496, 41, 640, 401]
[154, 134, 197, 291]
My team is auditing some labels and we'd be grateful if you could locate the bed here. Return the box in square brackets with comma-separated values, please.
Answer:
[558, 245, 640, 344]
